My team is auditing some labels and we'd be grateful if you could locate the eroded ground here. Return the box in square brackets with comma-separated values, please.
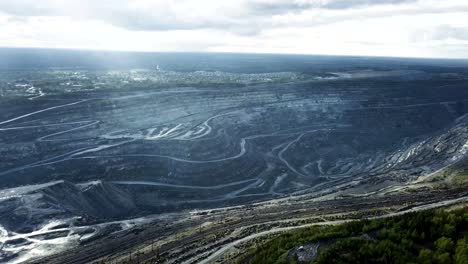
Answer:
[1, 53, 468, 263]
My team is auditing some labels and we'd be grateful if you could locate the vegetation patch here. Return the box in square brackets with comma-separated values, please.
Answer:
[238, 206, 468, 264]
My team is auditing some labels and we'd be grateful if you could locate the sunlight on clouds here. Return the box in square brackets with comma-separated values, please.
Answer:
[0, 0, 467, 58]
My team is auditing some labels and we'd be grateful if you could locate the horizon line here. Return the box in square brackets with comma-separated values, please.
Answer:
[1, 46, 468, 62]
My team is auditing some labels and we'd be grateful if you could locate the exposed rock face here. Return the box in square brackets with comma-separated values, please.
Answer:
[0, 180, 137, 232]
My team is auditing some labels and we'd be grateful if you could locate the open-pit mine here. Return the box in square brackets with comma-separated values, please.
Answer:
[0, 49, 467, 263]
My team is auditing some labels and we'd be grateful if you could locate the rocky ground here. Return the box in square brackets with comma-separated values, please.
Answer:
[1, 52, 468, 263]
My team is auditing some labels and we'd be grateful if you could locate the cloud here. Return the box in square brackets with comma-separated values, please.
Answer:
[432, 25, 468, 41]
[321, 0, 416, 9]
[0, 0, 431, 32]
[247, 0, 417, 12]
[0, 0, 467, 58]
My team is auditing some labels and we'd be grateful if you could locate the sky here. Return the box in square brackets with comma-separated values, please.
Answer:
[0, 0, 467, 58]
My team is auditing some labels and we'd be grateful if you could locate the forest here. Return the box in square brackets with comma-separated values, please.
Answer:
[241, 206, 468, 264]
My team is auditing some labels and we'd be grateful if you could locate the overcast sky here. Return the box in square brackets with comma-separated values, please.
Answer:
[0, 0, 467, 58]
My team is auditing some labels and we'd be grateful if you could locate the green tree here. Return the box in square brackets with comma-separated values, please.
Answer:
[435, 252, 451, 264]
[417, 249, 433, 264]
[435, 237, 455, 253]
[455, 238, 468, 264]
